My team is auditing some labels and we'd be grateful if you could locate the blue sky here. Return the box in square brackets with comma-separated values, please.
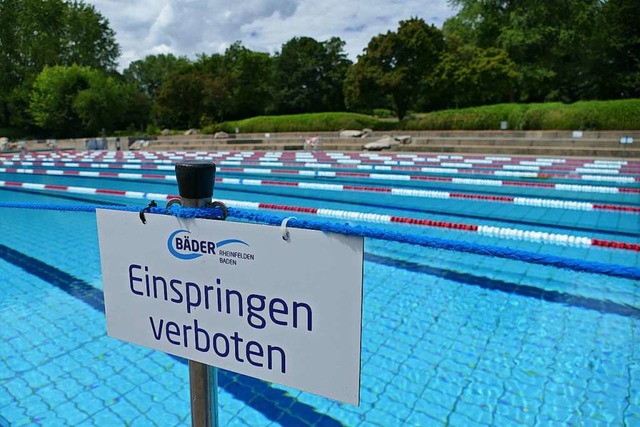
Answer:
[86, 0, 456, 70]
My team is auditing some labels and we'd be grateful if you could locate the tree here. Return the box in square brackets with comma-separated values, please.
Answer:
[123, 54, 191, 99]
[344, 18, 444, 119]
[0, 0, 120, 130]
[432, 39, 518, 108]
[72, 75, 131, 135]
[593, 0, 640, 98]
[29, 65, 143, 137]
[154, 68, 206, 129]
[30, 65, 91, 136]
[273, 36, 352, 114]
[444, 0, 633, 102]
[61, 1, 120, 70]
[222, 42, 274, 119]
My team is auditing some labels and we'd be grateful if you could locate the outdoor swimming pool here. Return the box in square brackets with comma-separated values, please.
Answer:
[1, 150, 639, 426]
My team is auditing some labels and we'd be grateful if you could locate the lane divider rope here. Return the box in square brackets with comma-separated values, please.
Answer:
[5, 151, 639, 174]
[0, 162, 640, 198]
[1, 168, 636, 213]
[1, 180, 637, 252]
[2, 157, 638, 183]
[0, 200, 638, 281]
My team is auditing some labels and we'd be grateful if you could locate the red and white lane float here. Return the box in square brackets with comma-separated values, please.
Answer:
[1, 167, 638, 214]
[0, 179, 638, 252]
[3, 151, 640, 175]
[1, 158, 638, 184]
[2, 162, 639, 196]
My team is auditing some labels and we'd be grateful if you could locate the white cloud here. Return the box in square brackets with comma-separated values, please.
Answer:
[86, 0, 456, 70]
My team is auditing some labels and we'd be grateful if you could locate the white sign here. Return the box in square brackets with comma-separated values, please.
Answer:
[620, 136, 634, 144]
[97, 209, 364, 405]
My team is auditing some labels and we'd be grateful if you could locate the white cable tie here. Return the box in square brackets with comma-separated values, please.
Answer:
[281, 216, 297, 241]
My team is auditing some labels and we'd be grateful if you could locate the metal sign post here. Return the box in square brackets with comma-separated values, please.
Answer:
[174, 161, 220, 427]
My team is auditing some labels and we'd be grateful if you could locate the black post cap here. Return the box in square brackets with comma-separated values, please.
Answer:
[175, 161, 216, 199]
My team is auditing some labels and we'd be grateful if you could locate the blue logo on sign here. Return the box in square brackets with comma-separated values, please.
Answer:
[168, 229, 249, 260]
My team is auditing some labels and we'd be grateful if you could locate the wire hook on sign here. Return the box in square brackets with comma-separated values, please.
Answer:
[139, 200, 157, 224]
[165, 197, 182, 209]
[207, 201, 228, 220]
[281, 217, 297, 241]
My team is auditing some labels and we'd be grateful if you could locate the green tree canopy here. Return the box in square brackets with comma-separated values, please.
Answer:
[61, 1, 120, 70]
[344, 18, 444, 119]
[432, 39, 518, 108]
[29, 65, 145, 137]
[594, 0, 640, 98]
[154, 66, 212, 129]
[221, 42, 274, 120]
[123, 53, 191, 99]
[0, 0, 120, 129]
[273, 36, 352, 114]
[444, 0, 639, 102]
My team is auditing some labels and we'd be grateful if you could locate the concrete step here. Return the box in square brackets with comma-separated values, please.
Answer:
[35, 130, 638, 159]
[145, 140, 639, 158]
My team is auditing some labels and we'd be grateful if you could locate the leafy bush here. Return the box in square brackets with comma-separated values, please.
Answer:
[199, 100, 639, 134]
[372, 108, 394, 118]
[522, 100, 640, 130]
[401, 99, 640, 130]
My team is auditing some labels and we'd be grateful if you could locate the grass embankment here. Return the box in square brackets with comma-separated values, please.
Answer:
[402, 99, 640, 131]
[202, 112, 395, 134]
[201, 99, 639, 134]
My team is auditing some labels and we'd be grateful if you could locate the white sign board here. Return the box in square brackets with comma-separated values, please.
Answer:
[97, 209, 364, 405]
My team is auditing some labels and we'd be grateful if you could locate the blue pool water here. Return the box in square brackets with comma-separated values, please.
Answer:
[1, 151, 639, 426]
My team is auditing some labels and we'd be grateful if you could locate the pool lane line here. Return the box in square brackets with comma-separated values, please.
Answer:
[3, 168, 637, 213]
[1, 182, 638, 252]
[3, 158, 639, 184]
[6, 152, 640, 174]
[129, 152, 640, 170]
[2, 165, 639, 204]
[364, 253, 640, 320]
[3, 157, 639, 182]
[213, 178, 640, 214]
[8, 149, 639, 165]
[0, 157, 640, 182]
[7, 152, 640, 178]
[6, 157, 640, 180]
[5, 163, 638, 196]
[4, 179, 636, 241]
[0, 242, 345, 427]
[217, 167, 640, 195]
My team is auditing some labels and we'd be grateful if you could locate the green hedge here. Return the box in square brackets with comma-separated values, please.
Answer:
[199, 99, 639, 134]
[202, 112, 395, 134]
[401, 99, 640, 131]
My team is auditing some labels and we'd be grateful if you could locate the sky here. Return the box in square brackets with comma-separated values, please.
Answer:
[85, 0, 457, 70]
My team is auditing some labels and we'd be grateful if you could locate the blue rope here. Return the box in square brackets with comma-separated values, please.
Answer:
[1, 201, 639, 281]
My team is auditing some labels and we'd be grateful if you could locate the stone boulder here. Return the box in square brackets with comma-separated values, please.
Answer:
[394, 135, 412, 144]
[363, 135, 396, 151]
[340, 130, 365, 138]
